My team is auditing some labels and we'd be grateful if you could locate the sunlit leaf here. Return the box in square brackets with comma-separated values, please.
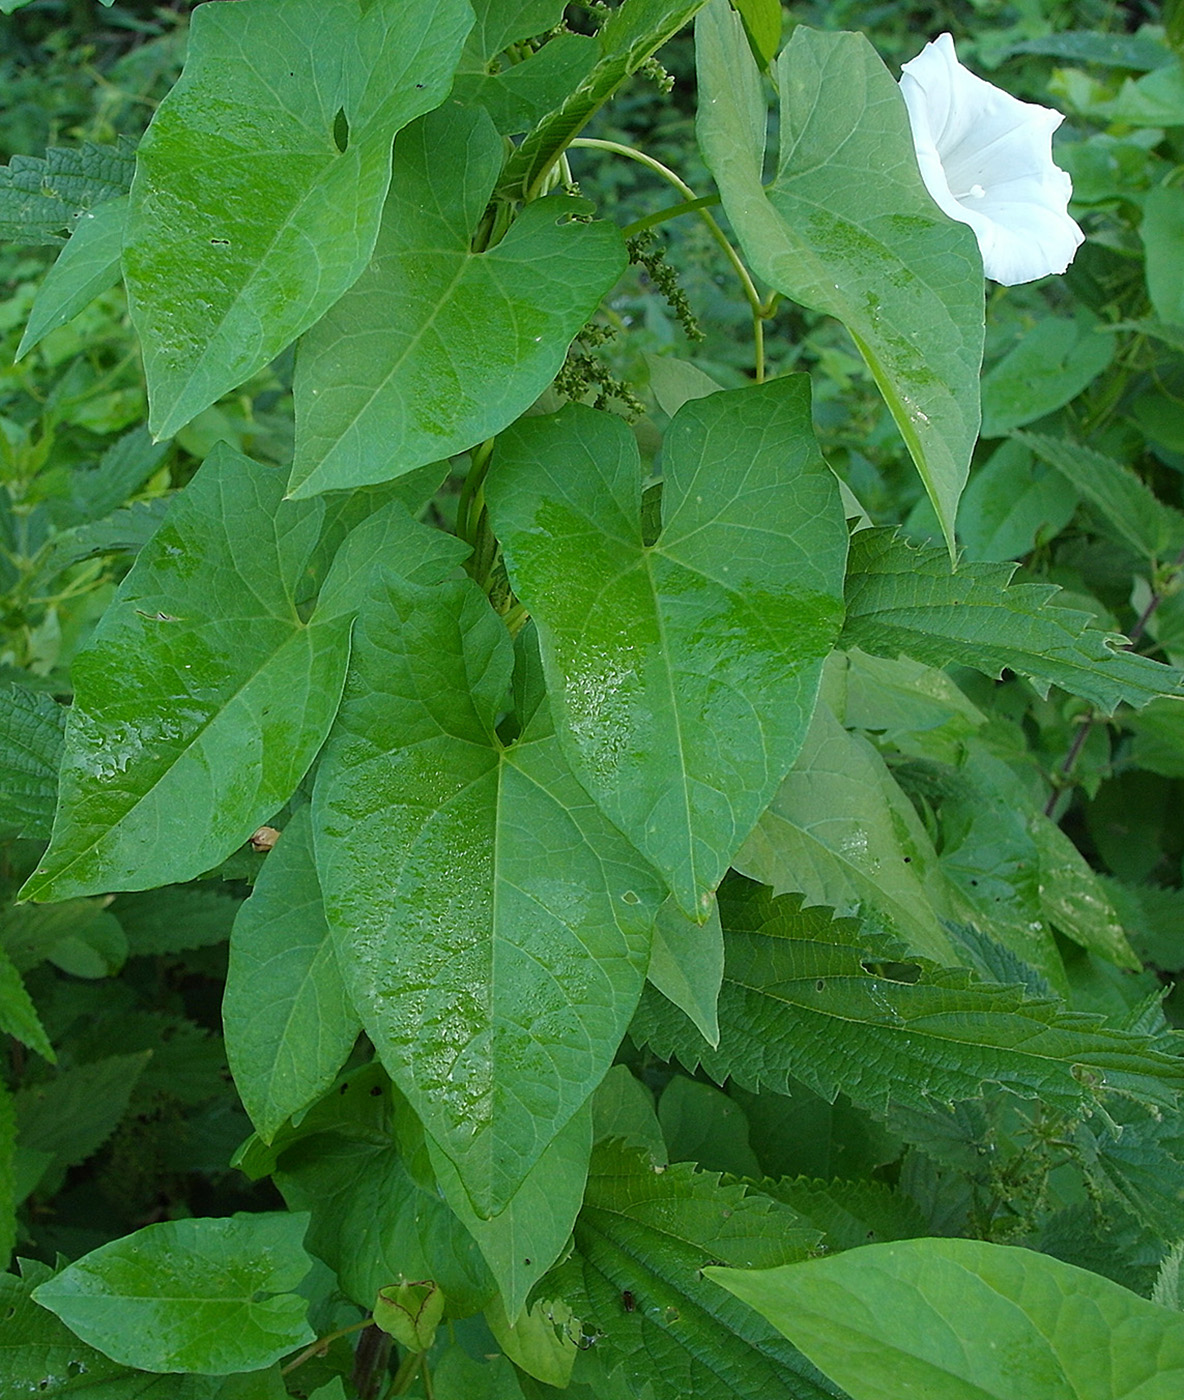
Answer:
[696, 0, 983, 551]
[124, 0, 474, 438]
[488, 378, 847, 918]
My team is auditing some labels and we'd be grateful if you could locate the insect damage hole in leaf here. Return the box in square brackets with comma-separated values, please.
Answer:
[333, 106, 350, 154]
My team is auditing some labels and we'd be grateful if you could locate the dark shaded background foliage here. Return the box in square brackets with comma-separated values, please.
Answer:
[4, 0, 1184, 1392]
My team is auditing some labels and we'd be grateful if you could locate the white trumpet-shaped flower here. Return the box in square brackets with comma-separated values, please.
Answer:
[899, 33, 1084, 286]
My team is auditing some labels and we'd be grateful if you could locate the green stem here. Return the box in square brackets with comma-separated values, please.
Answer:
[569, 137, 768, 382]
[280, 1318, 372, 1376]
[622, 193, 722, 237]
[386, 1350, 424, 1398]
[501, 600, 530, 637]
[458, 439, 494, 545]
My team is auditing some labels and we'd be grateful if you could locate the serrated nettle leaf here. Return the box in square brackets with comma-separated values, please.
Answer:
[1, 897, 122, 974]
[0, 1079, 13, 1267]
[1018, 430, 1184, 563]
[0, 1258, 149, 1396]
[0, 682, 65, 839]
[500, 0, 709, 198]
[289, 105, 625, 497]
[65, 425, 171, 528]
[487, 378, 847, 918]
[707, 1237, 1184, 1400]
[20, 445, 352, 901]
[549, 1140, 833, 1400]
[313, 570, 661, 1217]
[840, 528, 1184, 712]
[124, 0, 475, 440]
[16, 194, 126, 360]
[0, 947, 54, 1061]
[695, 0, 983, 552]
[109, 882, 242, 957]
[35, 499, 171, 583]
[754, 1177, 928, 1254]
[630, 878, 1184, 1119]
[225, 805, 362, 1143]
[735, 699, 955, 963]
[423, 1098, 593, 1317]
[1077, 1096, 1184, 1243]
[648, 893, 724, 1047]
[14, 1053, 151, 1192]
[0, 137, 135, 246]
[32, 1213, 315, 1376]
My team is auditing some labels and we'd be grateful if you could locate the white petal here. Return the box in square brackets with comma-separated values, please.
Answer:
[899, 33, 1085, 285]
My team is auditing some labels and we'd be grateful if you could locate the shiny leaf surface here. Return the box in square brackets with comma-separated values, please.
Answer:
[696, 2, 983, 551]
[423, 1098, 593, 1317]
[708, 1237, 1184, 1400]
[313, 571, 661, 1216]
[32, 1214, 315, 1376]
[225, 806, 362, 1143]
[289, 105, 625, 497]
[22, 446, 347, 900]
[124, 0, 473, 438]
[487, 378, 847, 918]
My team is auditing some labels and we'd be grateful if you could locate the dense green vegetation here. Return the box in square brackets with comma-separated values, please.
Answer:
[3, 1, 1184, 1397]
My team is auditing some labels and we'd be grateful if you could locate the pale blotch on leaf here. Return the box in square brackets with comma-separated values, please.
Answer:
[899, 33, 1084, 286]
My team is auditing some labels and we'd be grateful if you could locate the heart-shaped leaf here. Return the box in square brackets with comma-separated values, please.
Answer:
[695, 0, 983, 551]
[125, 0, 474, 438]
[313, 572, 661, 1216]
[487, 377, 847, 917]
[288, 105, 625, 497]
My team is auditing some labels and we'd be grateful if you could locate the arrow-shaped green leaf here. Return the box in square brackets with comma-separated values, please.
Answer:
[124, 0, 474, 439]
[288, 104, 625, 497]
[487, 378, 847, 918]
[707, 1237, 1184, 1400]
[21, 446, 344, 900]
[695, 1, 983, 552]
[312, 572, 661, 1217]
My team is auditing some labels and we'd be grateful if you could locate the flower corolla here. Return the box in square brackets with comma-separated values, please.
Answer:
[899, 33, 1084, 286]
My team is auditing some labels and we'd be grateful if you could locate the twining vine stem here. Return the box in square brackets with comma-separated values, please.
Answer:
[280, 1318, 372, 1376]
[568, 137, 772, 382]
[1045, 542, 1184, 817]
[457, 437, 495, 547]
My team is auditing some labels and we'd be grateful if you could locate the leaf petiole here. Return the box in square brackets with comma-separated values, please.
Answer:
[569, 137, 768, 381]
